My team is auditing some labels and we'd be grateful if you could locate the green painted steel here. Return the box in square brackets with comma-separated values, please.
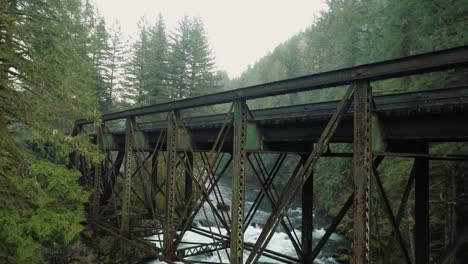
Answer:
[371, 114, 386, 152]
[176, 124, 193, 151]
[231, 100, 249, 264]
[246, 122, 263, 151]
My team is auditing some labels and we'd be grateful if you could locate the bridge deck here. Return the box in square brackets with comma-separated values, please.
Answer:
[107, 86, 468, 153]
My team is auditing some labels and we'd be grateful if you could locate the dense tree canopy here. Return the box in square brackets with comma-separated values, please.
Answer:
[0, 0, 101, 262]
[0, 0, 467, 263]
[225, 0, 467, 262]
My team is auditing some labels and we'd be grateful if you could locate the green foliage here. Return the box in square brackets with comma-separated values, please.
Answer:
[0, 160, 89, 263]
[225, 0, 468, 262]
[229, 0, 468, 103]
[168, 16, 222, 100]
[0, 0, 101, 262]
[121, 15, 223, 110]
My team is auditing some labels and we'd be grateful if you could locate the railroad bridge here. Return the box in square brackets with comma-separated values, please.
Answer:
[73, 46, 468, 263]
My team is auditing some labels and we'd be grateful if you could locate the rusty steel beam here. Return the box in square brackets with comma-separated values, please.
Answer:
[151, 151, 159, 214]
[164, 111, 178, 259]
[102, 150, 124, 204]
[244, 154, 287, 229]
[444, 170, 456, 264]
[372, 165, 412, 263]
[72, 46, 468, 124]
[247, 154, 303, 259]
[185, 152, 193, 204]
[121, 117, 136, 237]
[383, 159, 417, 264]
[301, 155, 313, 263]
[230, 100, 249, 264]
[414, 143, 429, 264]
[191, 227, 299, 263]
[311, 194, 353, 260]
[91, 125, 104, 220]
[174, 156, 233, 249]
[352, 81, 372, 263]
[245, 86, 355, 264]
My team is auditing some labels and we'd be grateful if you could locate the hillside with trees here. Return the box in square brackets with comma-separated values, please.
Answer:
[1, 0, 467, 263]
[0, 0, 224, 262]
[225, 0, 468, 262]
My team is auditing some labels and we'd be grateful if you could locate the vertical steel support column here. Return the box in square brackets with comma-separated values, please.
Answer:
[164, 111, 178, 259]
[91, 126, 103, 220]
[301, 155, 313, 263]
[445, 171, 456, 264]
[185, 152, 193, 204]
[353, 81, 372, 264]
[121, 117, 135, 237]
[302, 171, 314, 263]
[231, 100, 248, 264]
[415, 142, 429, 264]
[151, 151, 159, 213]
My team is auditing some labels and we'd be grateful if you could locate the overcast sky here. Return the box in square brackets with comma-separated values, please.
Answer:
[94, 0, 328, 78]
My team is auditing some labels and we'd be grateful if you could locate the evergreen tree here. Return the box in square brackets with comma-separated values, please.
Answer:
[92, 18, 112, 111]
[0, 0, 101, 262]
[106, 21, 127, 110]
[168, 16, 221, 100]
[122, 19, 150, 105]
[146, 14, 170, 104]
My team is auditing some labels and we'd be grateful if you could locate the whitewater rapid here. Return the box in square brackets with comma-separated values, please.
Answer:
[147, 223, 342, 263]
[146, 177, 348, 263]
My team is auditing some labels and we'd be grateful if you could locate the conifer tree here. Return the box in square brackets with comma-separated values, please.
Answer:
[168, 16, 221, 100]
[146, 14, 170, 104]
[0, 0, 100, 262]
[107, 21, 127, 110]
[91, 18, 112, 110]
[122, 19, 150, 105]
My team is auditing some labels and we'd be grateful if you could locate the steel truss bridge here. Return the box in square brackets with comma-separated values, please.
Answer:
[73, 45, 468, 264]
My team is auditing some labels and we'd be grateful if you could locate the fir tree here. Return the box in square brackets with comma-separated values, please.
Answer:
[106, 21, 127, 110]
[0, 0, 101, 262]
[168, 16, 221, 100]
[146, 14, 170, 104]
[122, 18, 150, 105]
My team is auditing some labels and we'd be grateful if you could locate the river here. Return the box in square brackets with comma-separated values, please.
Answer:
[146, 175, 349, 263]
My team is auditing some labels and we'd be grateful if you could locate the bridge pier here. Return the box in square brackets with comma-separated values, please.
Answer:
[414, 142, 429, 264]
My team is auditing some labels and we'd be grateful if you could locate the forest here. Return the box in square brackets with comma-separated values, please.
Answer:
[0, 0, 467, 263]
